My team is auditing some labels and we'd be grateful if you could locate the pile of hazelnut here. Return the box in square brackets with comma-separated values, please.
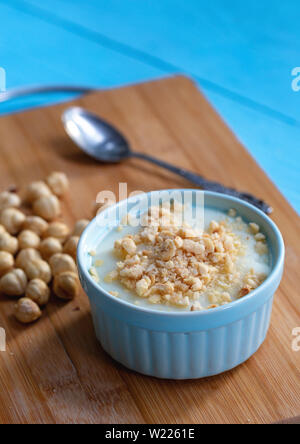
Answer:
[0, 172, 89, 324]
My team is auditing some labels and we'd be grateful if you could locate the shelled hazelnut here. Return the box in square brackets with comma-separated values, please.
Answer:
[14, 298, 41, 324]
[26, 279, 50, 306]
[0, 251, 14, 277]
[0, 269, 27, 297]
[63, 236, 79, 261]
[49, 253, 77, 276]
[73, 219, 89, 237]
[53, 271, 79, 300]
[0, 231, 19, 254]
[16, 248, 42, 269]
[0, 191, 21, 211]
[33, 195, 60, 221]
[46, 172, 69, 197]
[0, 171, 83, 326]
[25, 181, 52, 204]
[0, 208, 26, 234]
[24, 259, 52, 284]
[44, 222, 70, 243]
[23, 216, 48, 237]
[39, 237, 62, 260]
[18, 230, 40, 250]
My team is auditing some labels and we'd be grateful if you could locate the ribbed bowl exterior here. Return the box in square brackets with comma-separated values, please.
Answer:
[89, 296, 273, 379]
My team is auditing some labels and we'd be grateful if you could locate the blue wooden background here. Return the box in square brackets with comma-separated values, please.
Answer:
[0, 0, 299, 212]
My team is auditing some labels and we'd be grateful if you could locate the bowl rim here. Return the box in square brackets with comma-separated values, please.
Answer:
[77, 189, 285, 318]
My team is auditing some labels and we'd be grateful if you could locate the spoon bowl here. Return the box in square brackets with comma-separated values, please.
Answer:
[62, 107, 131, 162]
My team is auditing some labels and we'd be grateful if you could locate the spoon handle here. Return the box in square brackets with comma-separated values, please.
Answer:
[132, 152, 272, 214]
[0, 85, 93, 103]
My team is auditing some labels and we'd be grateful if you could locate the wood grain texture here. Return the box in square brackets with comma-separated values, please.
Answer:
[0, 75, 299, 424]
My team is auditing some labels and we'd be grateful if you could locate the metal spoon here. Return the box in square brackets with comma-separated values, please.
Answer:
[62, 106, 272, 214]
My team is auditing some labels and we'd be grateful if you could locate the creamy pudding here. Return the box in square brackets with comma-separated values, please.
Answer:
[89, 204, 271, 312]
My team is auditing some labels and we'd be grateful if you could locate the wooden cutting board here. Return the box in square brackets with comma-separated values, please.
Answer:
[0, 76, 299, 424]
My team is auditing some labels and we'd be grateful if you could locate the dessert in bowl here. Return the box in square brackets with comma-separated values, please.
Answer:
[77, 190, 284, 379]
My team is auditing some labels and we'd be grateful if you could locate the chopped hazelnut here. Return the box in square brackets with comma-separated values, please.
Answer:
[249, 222, 260, 234]
[89, 266, 99, 282]
[121, 237, 136, 255]
[197, 263, 209, 275]
[255, 241, 268, 255]
[148, 294, 161, 304]
[174, 236, 183, 248]
[94, 259, 103, 267]
[191, 301, 203, 311]
[136, 278, 150, 297]
[191, 277, 202, 291]
[161, 239, 176, 260]
[254, 233, 266, 241]
[239, 287, 250, 297]
[224, 256, 234, 273]
[203, 237, 214, 253]
[119, 264, 143, 280]
[104, 270, 118, 283]
[183, 239, 204, 256]
[209, 220, 220, 233]
[228, 208, 237, 217]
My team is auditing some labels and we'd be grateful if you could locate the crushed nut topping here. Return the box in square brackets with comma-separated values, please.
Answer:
[94, 259, 104, 267]
[101, 206, 269, 310]
[239, 268, 267, 298]
[89, 266, 99, 283]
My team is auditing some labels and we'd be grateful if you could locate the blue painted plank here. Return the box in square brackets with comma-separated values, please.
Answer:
[204, 89, 300, 212]
[0, 2, 165, 114]
[14, 0, 300, 124]
[0, 0, 299, 213]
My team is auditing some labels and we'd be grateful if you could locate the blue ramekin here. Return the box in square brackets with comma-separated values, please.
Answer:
[77, 190, 284, 379]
